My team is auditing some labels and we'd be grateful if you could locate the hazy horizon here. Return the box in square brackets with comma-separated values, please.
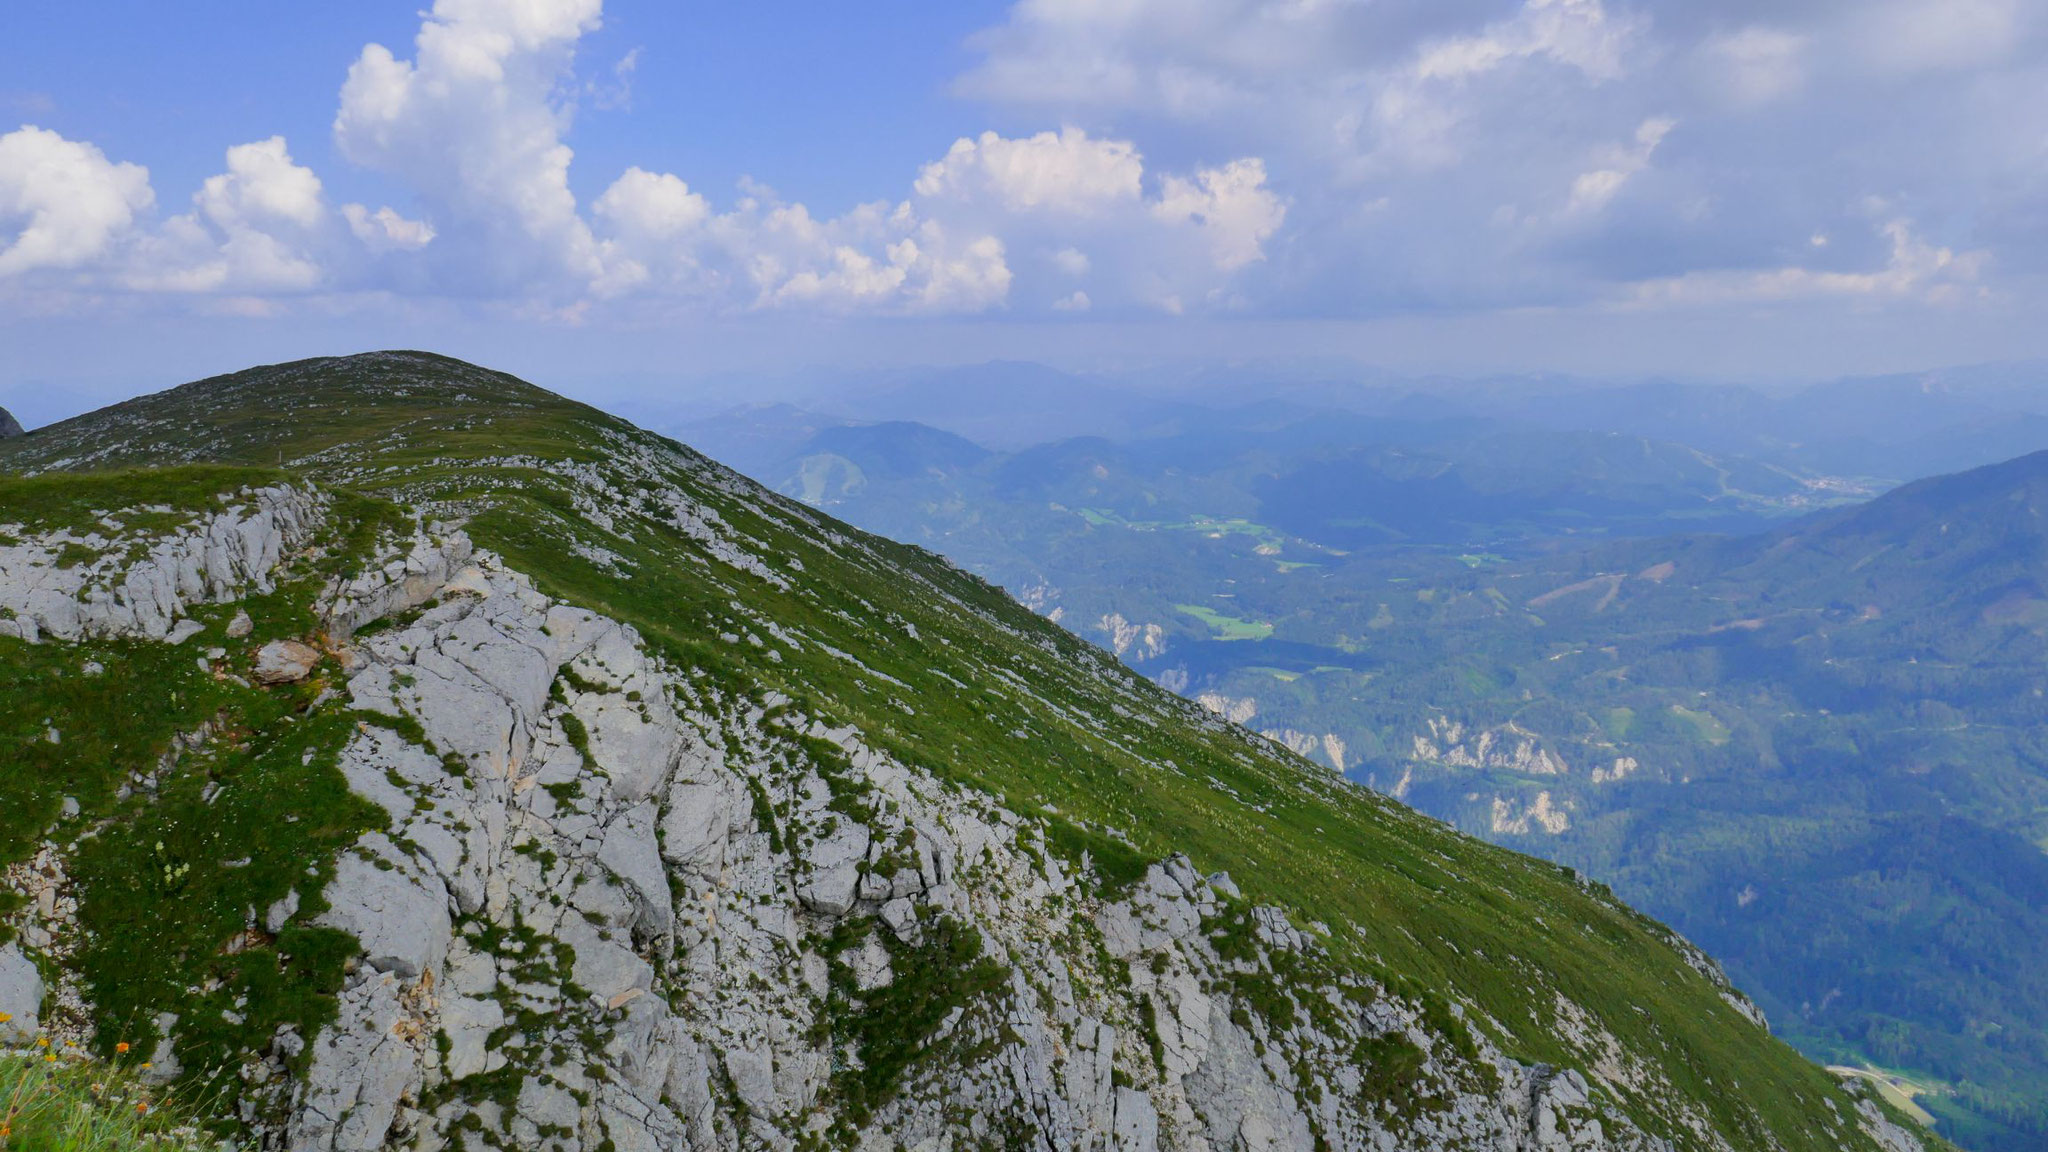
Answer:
[11, 344, 2048, 438]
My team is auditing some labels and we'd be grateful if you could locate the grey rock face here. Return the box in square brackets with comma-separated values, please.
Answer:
[1114, 1086, 1160, 1151]
[0, 406, 21, 440]
[319, 523, 473, 639]
[0, 484, 322, 643]
[315, 844, 451, 980]
[0, 941, 43, 1042]
[796, 820, 870, 916]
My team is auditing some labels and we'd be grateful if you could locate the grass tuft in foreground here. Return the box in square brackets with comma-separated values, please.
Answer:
[0, 1040, 211, 1151]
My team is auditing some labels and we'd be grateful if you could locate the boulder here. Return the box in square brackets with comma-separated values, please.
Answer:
[0, 941, 44, 1042]
[0, 406, 21, 440]
[254, 639, 323, 684]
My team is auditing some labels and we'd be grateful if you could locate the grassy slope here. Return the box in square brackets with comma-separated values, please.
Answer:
[0, 352, 1915, 1150]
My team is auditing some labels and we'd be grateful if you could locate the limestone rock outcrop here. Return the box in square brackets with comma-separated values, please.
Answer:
[0, 484, 322, 643]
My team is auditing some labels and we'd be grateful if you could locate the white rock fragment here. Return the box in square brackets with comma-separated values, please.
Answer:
[253, 638, 322, 684]
[265, 888, 301, 933]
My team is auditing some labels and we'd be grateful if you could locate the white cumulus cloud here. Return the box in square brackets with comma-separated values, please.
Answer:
[1629, 217, 1990, 305]
[197, 137, 325, 231]
[908, 127, 1285, 308]
[596, 168, 711, 241]
[19, 0, 2029, 330]
[333, 0, 609, 290]
[0, 127, 154, 276]
[0, 129, 340, 295]
[1150, 158, 1286, 271]
[1410, 0, 1635, 86]
[914, 128, 1143, 215]
[1565, 118, 1674, 216]
[343, 204, 437, 252]
[957, 0, 2048, 318]
[0, 1, 1283, 318]
[138, 136, 331, 293]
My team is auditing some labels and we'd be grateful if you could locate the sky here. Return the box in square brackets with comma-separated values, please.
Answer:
[3, 0, 2047, 423]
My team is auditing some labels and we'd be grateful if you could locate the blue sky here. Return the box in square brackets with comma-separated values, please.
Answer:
[4, 0, 2047, 422]
[3, 2, 1007, 221]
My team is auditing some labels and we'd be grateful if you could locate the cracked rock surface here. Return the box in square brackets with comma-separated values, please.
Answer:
[0, 484, 321, 643]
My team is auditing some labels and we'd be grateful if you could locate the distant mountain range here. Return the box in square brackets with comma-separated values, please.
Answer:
[675, 357, 2048, 486]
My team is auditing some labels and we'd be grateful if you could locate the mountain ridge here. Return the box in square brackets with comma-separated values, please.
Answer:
[0, 352, 1933, 1150]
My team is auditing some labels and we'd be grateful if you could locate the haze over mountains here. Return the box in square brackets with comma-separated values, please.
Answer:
[673, 358, 2048, 485]
[677, 358, 2048, 1150]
